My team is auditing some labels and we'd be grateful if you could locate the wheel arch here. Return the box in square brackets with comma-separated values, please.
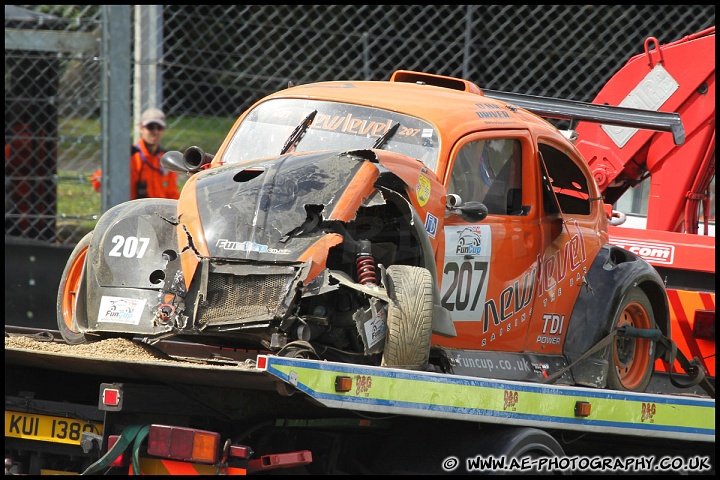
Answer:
[564, 244, 669, 387]
[56, 231, 94, 343]
[378, 186, 456, 338]
[479, 426, 566, 459]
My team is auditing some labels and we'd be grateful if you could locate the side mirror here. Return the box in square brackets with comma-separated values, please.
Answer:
[446, 195, 488, 221]
[161, 146, 214, 175]
[457, 201, 488, 221]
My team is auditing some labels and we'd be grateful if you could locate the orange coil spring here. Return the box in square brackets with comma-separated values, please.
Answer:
[356, 255, 377, 285]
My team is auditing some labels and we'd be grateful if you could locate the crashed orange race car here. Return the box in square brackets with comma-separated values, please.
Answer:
[58, 70, 687, 393]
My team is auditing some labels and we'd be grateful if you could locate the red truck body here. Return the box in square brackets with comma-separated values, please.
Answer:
[574, 27, 715, 377]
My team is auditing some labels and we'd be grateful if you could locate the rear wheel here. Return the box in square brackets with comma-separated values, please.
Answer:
[606, 288, 656, 392]
[57, 231, 94, 344]
[381, 265, 434, 370]
[373, 423, 567, 475]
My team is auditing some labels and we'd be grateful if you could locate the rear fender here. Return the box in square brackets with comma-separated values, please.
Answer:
[563, 244, 669, 387]
[85, 199, 184, 335]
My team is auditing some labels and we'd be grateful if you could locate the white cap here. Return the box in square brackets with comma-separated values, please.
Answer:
[140, 107, 166, 128]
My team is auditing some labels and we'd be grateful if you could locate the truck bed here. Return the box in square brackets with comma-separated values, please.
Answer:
[5, 326, 275, 391]
[6, 327, 714, 444]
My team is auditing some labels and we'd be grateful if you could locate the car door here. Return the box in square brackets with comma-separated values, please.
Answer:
[433, 131, 543, 352]
[434, 129, 607, 360]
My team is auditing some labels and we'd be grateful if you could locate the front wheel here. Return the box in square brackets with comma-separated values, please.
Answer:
[56, 231, 94, 344]
[381, 265, 434, 370]
[605, 288, 656, 392]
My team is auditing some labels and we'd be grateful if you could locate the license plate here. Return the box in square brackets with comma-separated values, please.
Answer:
[5, 411, 103, 445]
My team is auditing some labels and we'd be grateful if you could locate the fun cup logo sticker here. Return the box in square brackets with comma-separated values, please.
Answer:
[98, 296, 146, 325]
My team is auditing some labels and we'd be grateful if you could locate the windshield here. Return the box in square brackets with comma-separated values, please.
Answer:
[221, 98, 440, 171]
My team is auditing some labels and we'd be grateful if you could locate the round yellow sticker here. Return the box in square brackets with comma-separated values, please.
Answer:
[416, 175, 431, 207]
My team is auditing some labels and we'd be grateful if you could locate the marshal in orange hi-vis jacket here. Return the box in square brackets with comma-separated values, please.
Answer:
[91, 108, 179, 200]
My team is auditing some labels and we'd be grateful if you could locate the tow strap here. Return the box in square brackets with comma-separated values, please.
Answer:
[81, 424, 150, 475]
[541, 326, 715, 399]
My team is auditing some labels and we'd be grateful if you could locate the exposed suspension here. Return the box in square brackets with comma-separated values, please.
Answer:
[356, 240, 377, 285]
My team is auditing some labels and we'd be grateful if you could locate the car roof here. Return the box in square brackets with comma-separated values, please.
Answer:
[262, 77, 554, 145]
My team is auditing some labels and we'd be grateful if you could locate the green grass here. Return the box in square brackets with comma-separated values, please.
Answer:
[57, 171, 100, 218]
[58, 115, 236, 161]
[166, 116, 237, 154]
[54, 115, 237, 242]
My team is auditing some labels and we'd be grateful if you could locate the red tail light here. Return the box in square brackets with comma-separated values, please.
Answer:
[229, 445, 252, 459]
[147, 425, 221, 464]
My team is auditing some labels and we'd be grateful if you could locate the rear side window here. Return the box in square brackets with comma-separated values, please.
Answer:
[539, 144, 591, 215]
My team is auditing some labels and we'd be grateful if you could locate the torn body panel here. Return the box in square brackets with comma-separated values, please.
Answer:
[194, 150, 368, 263]
[79, 149, 452, 360]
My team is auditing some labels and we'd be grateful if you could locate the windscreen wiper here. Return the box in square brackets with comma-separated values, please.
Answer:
[281, 110, 318, 155]
[372, 122, 400, 150]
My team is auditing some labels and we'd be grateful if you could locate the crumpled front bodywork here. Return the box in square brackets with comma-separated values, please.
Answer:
[197, 151, 368, 262]
[82, 149, 450, 353]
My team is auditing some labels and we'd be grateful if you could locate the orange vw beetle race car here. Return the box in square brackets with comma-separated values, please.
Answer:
[58, 70, 690, 393]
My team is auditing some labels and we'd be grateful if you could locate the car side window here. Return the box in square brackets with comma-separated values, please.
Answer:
[449, 138, 522, 215]
[538, 143, 591, 215]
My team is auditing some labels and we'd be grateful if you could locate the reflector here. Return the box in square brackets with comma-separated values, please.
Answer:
[257, 355, 268, 370]
[107, 435, 126, 467]
[574, 401, 592, 417]
[693, 310, 715, 341]
[102, 388, 120, 406]
[335, 376, 352, 392]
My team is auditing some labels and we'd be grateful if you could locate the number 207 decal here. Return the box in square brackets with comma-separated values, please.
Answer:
[442, 225, 492, 321]
[441, 260, 489, 315]
[108, 235, 150, 258]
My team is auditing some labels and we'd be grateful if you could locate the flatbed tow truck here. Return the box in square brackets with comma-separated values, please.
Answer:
[5, 27, 716, 476]
[4, 326, 715, 475]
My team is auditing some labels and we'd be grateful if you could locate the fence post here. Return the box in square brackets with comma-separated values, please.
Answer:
[101, 5, 131, 212]
[133, 5, 164, 141]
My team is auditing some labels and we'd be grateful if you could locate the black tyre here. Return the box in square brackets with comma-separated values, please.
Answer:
[605, 287, 656, 392]
[57, 231, 94, 344]
[381, 265, 434, 370]
[373, 423, 567, 475]
[476, 426, 568, 475]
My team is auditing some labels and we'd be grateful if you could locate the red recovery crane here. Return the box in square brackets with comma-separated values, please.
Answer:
[573, 26, 715, 379]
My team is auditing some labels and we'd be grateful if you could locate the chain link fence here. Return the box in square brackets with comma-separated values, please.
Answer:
[5, 5, 716, 245]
